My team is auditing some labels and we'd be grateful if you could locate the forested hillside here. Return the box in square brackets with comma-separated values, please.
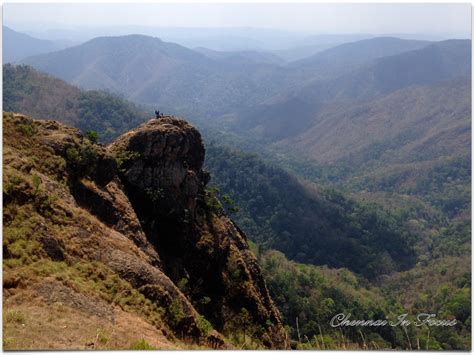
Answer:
[205, 144, 416, 278]
[257, 248, 471, 350]
[3, 64, 147, 141]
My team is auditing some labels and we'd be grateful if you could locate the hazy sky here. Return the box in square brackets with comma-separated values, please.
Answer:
[4, 3, 472, 37]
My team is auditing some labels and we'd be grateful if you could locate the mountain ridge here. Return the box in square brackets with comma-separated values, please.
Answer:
[3, 26, 63, 63]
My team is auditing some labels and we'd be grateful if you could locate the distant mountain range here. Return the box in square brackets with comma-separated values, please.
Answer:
[288, 36, 431, 76]
[3, 26, 68, 63]
[14, 33, 471, 218]
[237, 40, 471, 139]
[21, 34, 457, 120]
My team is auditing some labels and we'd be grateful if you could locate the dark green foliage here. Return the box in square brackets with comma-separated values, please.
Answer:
[3, 64, 148, 143]
[84, 129, 99, 143]
[432, 219, 471, 258]
[76, 90, 146, 142]
[222, 194, 240, 213]
[205, 144, 416, 278]
[144, 187, 164, 203]
[17, 123, 37, 137]
[204, 186, 223, 214]
[65, 141, 99, 178]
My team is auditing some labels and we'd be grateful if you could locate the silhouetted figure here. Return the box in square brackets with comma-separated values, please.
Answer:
[155, 110, 160, 118]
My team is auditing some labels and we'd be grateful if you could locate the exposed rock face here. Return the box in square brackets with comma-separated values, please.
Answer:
[3, 112, 288, 349]
[109, 117, 288, 348]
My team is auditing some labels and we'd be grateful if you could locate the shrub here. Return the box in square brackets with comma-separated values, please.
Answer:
[5, 309, 25, 324]
[95, 328, 110, 345]
[85, 129, 99, 144]
[115, 150, 141, 168]
[197, 315, 213, 336]
[205, 187, 223, 214]
[129, 338, 156, 350]
[65, 142, 99, 177]
[17, 123, 37, 137]
[144, 187, 164, 203]
[167, 300, 185, 328]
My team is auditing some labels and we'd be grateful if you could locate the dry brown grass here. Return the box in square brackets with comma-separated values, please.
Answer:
[3, 286, 179, 350]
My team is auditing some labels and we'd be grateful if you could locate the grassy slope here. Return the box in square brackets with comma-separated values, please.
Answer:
[2, 112, 213, 350]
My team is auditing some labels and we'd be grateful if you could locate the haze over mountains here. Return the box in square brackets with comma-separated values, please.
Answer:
[3, 26, 67, 63]
[4, 25, 377, 53]
[237, 40, 470, 137]
[21, 30, 469, 125]
[9, 25, 470, 212]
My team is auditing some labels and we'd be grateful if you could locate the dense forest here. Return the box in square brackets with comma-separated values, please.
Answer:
[205, 144, 417, 279]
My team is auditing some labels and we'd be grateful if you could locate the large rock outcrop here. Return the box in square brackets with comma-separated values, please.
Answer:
[3, 112, 288, 349]
[108, 117, 288, 348]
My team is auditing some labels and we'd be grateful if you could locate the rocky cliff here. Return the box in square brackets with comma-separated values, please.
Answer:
[3, 112, 288, 349]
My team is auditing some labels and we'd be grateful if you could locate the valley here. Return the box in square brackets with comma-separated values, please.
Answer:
[3, 20, 471, 350]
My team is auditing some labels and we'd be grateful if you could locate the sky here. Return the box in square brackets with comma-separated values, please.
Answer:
[4, 3, 472, 37]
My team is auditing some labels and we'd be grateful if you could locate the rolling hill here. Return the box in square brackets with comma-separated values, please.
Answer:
[277, 76, 471, 165]
[287, 37, 431, 79]
[273, 77, 471, 218]
[235, 40, 471, 141]
[21, 35, 445, 121]
[21, 34, 294, 117]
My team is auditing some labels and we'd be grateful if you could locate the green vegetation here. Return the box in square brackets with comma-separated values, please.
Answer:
[260, 248, 471, 350]
[17, 122, 37, 136]
[5, 309, 26, 324]
[84, 129, 99, 143]
[206, 140, 470, 349]
[65, 142, 99, 178]
[129, 338, 157, 350]
[204, 186, 224, 214]
[76, 90, 146, 142]
[3, 64, 147, 142]
[205, 144, 416, 278]
[115, 150, 141, 168]
[196, 315, 213, 336]
[166, 300, 185, 328]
